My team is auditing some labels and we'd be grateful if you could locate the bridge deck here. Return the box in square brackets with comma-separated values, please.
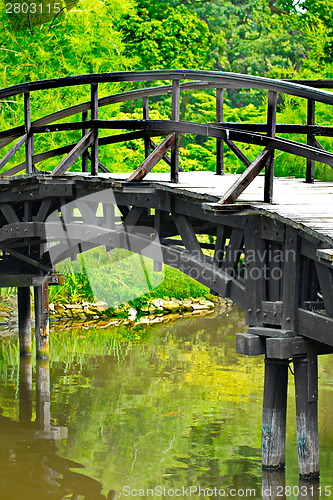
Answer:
[96, 171, 333, 246]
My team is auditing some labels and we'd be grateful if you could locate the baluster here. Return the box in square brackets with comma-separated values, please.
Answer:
[90, 83, 99, 175]
[24, 92, 34, 174]
[171, 79, 180, 183]
[216, 88, 224, 175]
[82, 110, 89, 172]
[306, 99, 315, 183]
[143, 96, 150, 159]
[264, 90, 277, 203]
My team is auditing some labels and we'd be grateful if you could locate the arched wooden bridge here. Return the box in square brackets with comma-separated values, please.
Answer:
[1, 70, 333, 480]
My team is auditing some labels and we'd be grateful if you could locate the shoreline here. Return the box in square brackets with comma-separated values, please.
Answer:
[0, 294, 232, 332]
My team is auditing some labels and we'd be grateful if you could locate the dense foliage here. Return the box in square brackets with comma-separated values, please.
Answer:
[0, 0, 332, 178]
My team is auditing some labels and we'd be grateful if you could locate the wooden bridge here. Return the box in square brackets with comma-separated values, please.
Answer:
[1, 70, 333, 481]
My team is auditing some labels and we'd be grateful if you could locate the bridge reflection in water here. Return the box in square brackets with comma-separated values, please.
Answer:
[0, 357, 116, 500]
[1, 70, 333, 480]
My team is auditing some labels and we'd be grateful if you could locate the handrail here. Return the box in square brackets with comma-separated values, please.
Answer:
[0, 70, 333, 203]
[1, 70, 333, 103]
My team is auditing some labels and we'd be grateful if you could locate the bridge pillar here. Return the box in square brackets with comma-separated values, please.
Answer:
[293, 355, 319, 479]
[262, 357, 288, 470]
[34, 283, 50, 360]
[17, 287, 32, 356]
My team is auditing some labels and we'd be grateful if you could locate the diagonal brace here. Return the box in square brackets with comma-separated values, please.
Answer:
[127, 133, 176, 182]
[218, 149, 271, 204]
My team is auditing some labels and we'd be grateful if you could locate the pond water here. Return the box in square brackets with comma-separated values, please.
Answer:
[0, 305, 333, 499]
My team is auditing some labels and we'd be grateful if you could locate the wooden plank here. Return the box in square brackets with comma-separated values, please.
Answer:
[127, 134, 175, 182]
[218, 149, 270, 204]
[52, 131, 94, 175]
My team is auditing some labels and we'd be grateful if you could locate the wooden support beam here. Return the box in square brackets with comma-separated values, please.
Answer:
[123, 206, 145, 228]
[282, 226, 300, 331]
[18, 287, 32, 356]
[245, 215, 265, 327]
[0, 203, 20, 223]
[262, 357, 288, 470]
[218, 149, 270, 204]
[236, 332, 266, 356]
[127, 134, 175, 182]
[172, 213, 203, 257]
[53, 131, 94, 175]
[221, 227, 244, 276]
[150, 139, 172, 166]
[293, 355, 319, 479]
[2, 247, 52, 273]
[34, 282, 49, 360]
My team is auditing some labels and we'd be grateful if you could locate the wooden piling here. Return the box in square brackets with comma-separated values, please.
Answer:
[34, 282, 49, 360]
[17, 286, 32, 356]
[262, 357, 288, 470]
[293, 355, 319, 479]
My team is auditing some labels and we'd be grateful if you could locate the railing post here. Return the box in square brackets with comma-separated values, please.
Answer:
[171, 79, 180, 183]
[264, 90, 277, 203]
[82, 110, 89, 173]
[24, 92, 34, 174]
[143, 96, 151, 159]
[306, 99, 315, 183]
[90, 83, 99, 176]
[216, 88, 224, 175]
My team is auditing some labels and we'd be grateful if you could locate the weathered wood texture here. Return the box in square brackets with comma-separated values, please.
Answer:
[262, 358, 289, 470]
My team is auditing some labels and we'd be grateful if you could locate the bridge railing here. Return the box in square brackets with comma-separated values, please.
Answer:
[1, 71, 333, 203]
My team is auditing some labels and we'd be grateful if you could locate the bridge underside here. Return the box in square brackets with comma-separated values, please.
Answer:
[0, 173, 333, 479]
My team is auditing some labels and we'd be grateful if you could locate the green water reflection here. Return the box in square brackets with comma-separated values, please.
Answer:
[0, 306, 333, 499]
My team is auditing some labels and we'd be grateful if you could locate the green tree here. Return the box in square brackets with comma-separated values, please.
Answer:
[121, 3, 213, 70]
